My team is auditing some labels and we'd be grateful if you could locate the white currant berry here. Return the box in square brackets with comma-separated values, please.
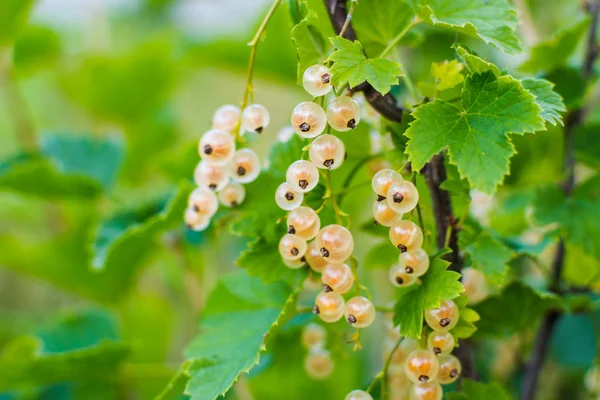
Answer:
[291, 101, 327, 138]
[404, 349, 440, 384]
[344, 296, 375, 328]
[314, 291, 345, 323]
[184, 207, 210, 231]
[399, 248, 430, 277]
[275, 182, 304, 211]
[326, 96, 361, 131]
[315, 224, 354, 263]
[217, 183, 245, 208]
[372, 200, 402, 227]
[305, 241, 328, 273]
[194, 160, 230, 191]
[344, 390, 373, 400]
[301, 322, 327, 350]
[278, 233, 307, 261]
[389, 263, 418, 287]
[462, 267, 488, 304]
[387, 180, 419, 214]
[188, 187, 218, 216]
[389, 220, 424, 253]
[304, 349, 334, 379]
[309, 134, 346, 170]
[283, 257, 305, 269]
[437, 354, 461, 384]
[427, 331, 455, 356]
[230, 148, 261, 184]
[286, 160, 319, 193]
[372, 169, 403, 200]
[212, 104, 240, 132]
[424, 300, 459, 332]
[287, 206, 321, 241]
[303, 64, 333, 96]
[198, 129, 235, 166]
[410, 382, 443, 400]
[321, 263, 354, 294]
[241, 104, 270, 133]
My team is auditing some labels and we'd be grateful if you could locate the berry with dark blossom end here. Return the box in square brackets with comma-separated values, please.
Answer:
[286, 160, 319, 193]
[217, 183, 245, 208]
[198, 129, 235, 166]
[399, 248, 430, 277]
[321, 263, 354, 294]
[231, 148, 260, 184]
[315, 224, 354, 264]
[437, 354, 461, 384]
[424, 299, 459, 332]
[372, 169, 403, 198]
[344, 296, 375, 328]
[387, 180, 419, 214]
[372, 200, 402, 227]
[427, 331, 455, 356]
[389, 263, 417, 288]
[302, 64, 333, 96]
[314, 291, 345, 323]
[194, 160, 230, 192]
[389, 220, 423, 253]
[327, 96, 361, 132]
[291, 102, 327, 138]
[241, 104, 270, 133]
[404, 349, 440, 385]
[287, 206, 320, 240]
[309, 134, 345, 170]
[278, 233, 307, 261]
[275, 182, 303, 211]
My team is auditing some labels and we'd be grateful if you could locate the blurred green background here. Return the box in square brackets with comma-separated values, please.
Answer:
[0, 0, 598, 399]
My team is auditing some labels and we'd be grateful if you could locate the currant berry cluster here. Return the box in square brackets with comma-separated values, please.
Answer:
[183, 104, 268, 230]
[301, 322, 334, 380]
[276, 65, 375, 331]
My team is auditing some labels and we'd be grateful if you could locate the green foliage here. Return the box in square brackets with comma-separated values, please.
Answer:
[0, 0, 34, 46]
[290, 0, 327, 82]
[364, 241, 398, 269]
[521, 78, 566, 127]
[451, 295, 480, 339]
[13, 26, 61, 74]
[406, 71, 546, 193]
[183, 272, 295, 400]
[393, 255, 464, 338]
[575, 124, 600, 169]
[328, 37, 402, 94]
[446, 379, 510, 400]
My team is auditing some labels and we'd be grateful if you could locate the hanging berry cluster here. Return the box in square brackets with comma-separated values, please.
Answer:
[274, 64, 376, 332]
[183, 104, 268, 230]
[301, 323, 334, 380]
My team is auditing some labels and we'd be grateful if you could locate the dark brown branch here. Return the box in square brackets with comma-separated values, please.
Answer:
[324, 0, 404, 122]
[522, 2, 599, 399]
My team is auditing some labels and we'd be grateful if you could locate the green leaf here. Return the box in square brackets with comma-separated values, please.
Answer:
[460, 220, 513, 286]
[446, 379, 510, 400]
[0, 134, 123, 198]
[450, 295, 480, 339]
[431, 60, 464, 91]
[364, 241, 398, 269]
[0, 0, 35, 46]
[521, 78, 565, 127]
[575, 124, 600, 169]
[290, 0, 327, 83]
[473, 282, 560, 338]
[454, 45, 501, 76]
[157, 362, 192, 400]
[0, 337, 129, 392]
[405, 71, 545, 193]
[183, 272, 296, 400]
[393, 256, 464, 338]
[519, 18, 590, 73]
[408, 0, 521, 54]
[13, 25, 61, 74]
[92, 181, 192, 271]
[328, 37, 402, 95]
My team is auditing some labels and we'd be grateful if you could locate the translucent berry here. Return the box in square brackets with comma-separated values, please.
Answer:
[305, 241, 328, 273]
[184, 207, 210, 231]
[188, 187, 218, 216]
[410, 382, 443, 400]
[372, 200, 402, 227]
[291, 101, 327, 138]
[372, 169, 403, 200]
[304, 349, 334, 379]
[287, 206, 321, 241]
[399, 248, 430, 277]
[388, 263, 418, 288]
[241, 104, 270, 133]
[217, 183, 245, 208]
[301, 322, 327, 350]
[198, 129, 235, 166]
[283, 257, 305, 269]
[344, 390, 373, 400]
[314, 291, 344, 323]
[315, 224, 354, 263]
[404, 349, 440, 384]
[279, 233, 307, 261]
[424, 300, 459, 332]
[275, 182, 303, 211]
[303, 64, 333, 97]
[386, 180, 419, 214]
[309, 134, 345, 170]
[327, 96, 361, 131]
[212, 104, 240, 132]
[389, 220, 424, 253]
[462, 267, 488, 304]
[321, 263, 354, 294]
[194, 160, 230, 192]
[344, 296, 375, 328]
[427, 331, 455, 356]
[230, 148, 261, 184]
[286, 160, 319, 193]
[438, 354, 461, 384]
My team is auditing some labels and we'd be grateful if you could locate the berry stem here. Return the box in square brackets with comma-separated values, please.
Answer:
[237, 0, 282, 138]
[367, 336, 405, 397]
[522, 2, 600, 399]
[338, 0, 358, 37]
[324, 169, 344, 225]
[378, 17, 420, 59]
